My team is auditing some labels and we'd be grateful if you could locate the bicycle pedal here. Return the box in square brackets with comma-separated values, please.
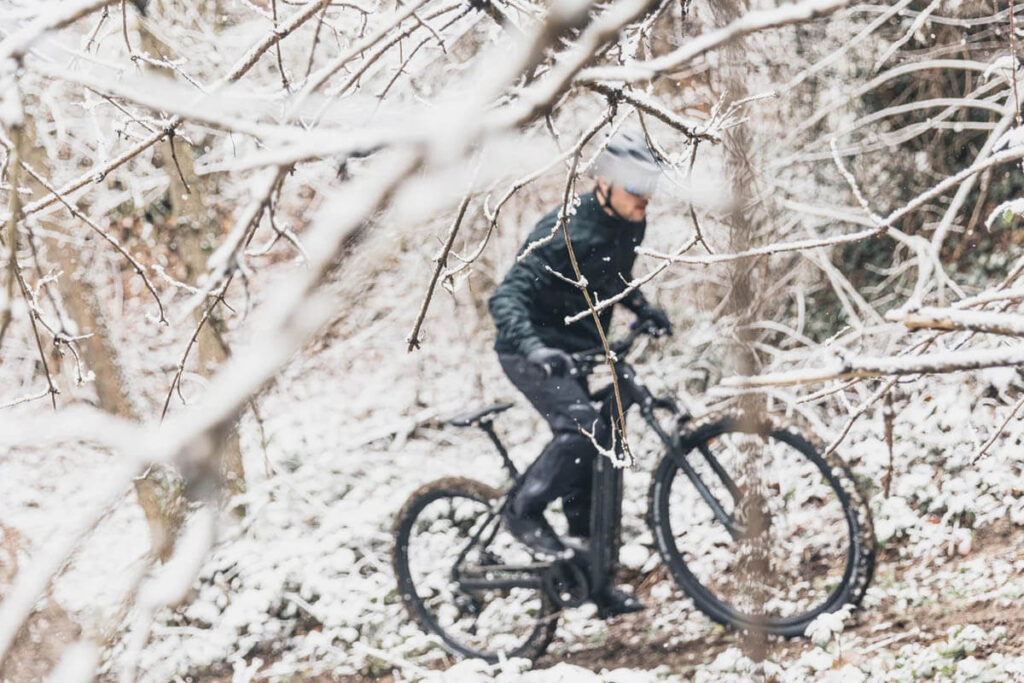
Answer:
[594, 587, 646, 620]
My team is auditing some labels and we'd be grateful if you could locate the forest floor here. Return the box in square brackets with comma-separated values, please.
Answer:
[3, 291, 1024, 681]
[302, 518, 1024, 682]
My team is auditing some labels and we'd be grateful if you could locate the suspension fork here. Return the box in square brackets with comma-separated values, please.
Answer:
[642, 406, 746, 541]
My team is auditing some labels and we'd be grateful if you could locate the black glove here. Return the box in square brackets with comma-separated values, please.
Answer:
[131, 0, 149, 14]
[637, 304, 673, 336]
[526, 346, 575, 378]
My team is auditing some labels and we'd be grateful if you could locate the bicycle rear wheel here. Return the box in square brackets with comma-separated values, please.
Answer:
[648, 411, 875, 637]
[392, 477, 559, 662]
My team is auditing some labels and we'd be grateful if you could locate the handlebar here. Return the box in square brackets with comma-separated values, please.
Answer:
[569, 319, 663, 376]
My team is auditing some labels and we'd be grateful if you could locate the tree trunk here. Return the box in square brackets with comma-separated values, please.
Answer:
[20, 114, 185, 561]
[140, 23, 246, 503]
[709, 0, 769, 662]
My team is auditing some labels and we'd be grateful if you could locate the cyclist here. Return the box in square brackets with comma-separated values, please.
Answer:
[488, 128, 672, 618]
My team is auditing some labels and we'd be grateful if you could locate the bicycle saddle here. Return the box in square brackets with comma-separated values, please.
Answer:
[448, 402, 514, 427]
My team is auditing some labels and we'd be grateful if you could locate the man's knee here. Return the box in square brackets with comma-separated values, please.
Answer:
[549, 430, 599, 462]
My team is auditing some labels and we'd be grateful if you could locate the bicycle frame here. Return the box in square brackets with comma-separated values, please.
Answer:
[450, 327, 751, 603]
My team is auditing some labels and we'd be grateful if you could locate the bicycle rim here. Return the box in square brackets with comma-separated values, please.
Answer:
[649, 414, 874, 636]
[393, 478, 558, 662]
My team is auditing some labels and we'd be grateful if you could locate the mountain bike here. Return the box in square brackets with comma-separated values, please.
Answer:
[392, 321, 876, 662]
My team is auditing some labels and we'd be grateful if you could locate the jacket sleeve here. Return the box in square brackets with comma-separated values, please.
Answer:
[489, 222, 557, 356]
[621, 287, 649, 314]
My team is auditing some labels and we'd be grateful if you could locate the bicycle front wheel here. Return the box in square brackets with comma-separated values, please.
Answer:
[648, 411, 875, 637]
[392, 477, 558, 662]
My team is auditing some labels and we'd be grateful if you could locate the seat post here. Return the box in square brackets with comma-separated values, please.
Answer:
[478, 419, 518, 479]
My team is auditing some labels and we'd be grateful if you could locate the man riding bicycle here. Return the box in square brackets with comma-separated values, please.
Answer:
[488, 128, 672, 618]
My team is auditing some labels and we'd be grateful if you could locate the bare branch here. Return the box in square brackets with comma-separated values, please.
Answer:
[641, 143, 1024, 267]
[0, 0, 122, 62]
[406, 191, 473, 351]
[584, 83, 720, 142]
[577, 0, 855, 83]
[971, 393, 1024, 464]
[288, 0, 435, 111]
[0, 387, 51, 409]
[724, 346, 1024, 388]
[0, 101, 23, 352]
[888, 306, 1024, 338]
[0, 130, 168, 323]
[563, 235, 698, 324]
[518, 110, 616, 262]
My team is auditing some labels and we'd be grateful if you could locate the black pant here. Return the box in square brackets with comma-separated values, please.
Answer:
[498, 353, 611, 537]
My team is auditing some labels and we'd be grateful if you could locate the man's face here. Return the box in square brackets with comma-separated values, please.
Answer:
[597, 180, 650, 222]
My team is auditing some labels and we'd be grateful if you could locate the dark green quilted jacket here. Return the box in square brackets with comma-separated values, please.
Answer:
[489, 191, 649, 356]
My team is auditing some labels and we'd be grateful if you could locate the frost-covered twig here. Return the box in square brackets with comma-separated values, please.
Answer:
[161, 275, 235, 420]
[872, 0, 940, 73]
[579, 418, 627, 468]
[288, 0, 434, 112]
[492, 0, 662, 128]
[642, 143, 1024, 268]
[577, 0, 854, 83]
[0, 0, 122, 62]
[22, 0, 330, 220]
[302, 0, 331, 80]
[323, 2, 465, 100]
[637, 226, 879, 265]
[0, 130, 167, 323]
[555, 189, 638, 464]
[954, 286, 1024, 309]
[929, 100, 1017, 279]
[0, 387, 50, 409]
[782, 58, 992, 149]
[723, 345, 1024, 387]
[785, 0, 914, 92]
[563, 235, 698, 324]
[518, 109, 616, 262]
[179, 168, 286, 325]
[821, 377, 898, 459]
[245, 192, 308, 261]
[971, 393, 1024, 464]
[406, 191, 473, 351]
[584, 83, 719, 142]
[888, 306, 1024, 338]
[12, 258, 59, 409]
[444, 145, 576, 279]
[223, 0, 334, 84]
[0, 97, 23, 353]
[30, 62, 317, 142]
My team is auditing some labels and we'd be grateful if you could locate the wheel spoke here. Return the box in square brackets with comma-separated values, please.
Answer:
[650, 415, 875, 636]
[393, 480, 558, 661]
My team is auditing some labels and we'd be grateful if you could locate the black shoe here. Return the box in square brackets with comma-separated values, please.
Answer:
[503, 509, 571, 560]
[593, 586, 646, 619]
[562, 536, 590, 555]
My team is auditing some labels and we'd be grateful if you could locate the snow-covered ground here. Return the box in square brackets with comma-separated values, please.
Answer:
[4, 272, 1024, 682]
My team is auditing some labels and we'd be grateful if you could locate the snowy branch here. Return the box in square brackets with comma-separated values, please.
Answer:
[577, 0, 855, 83]
[723, 346, 1024, 387]
[887, 306, 1024, 338]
